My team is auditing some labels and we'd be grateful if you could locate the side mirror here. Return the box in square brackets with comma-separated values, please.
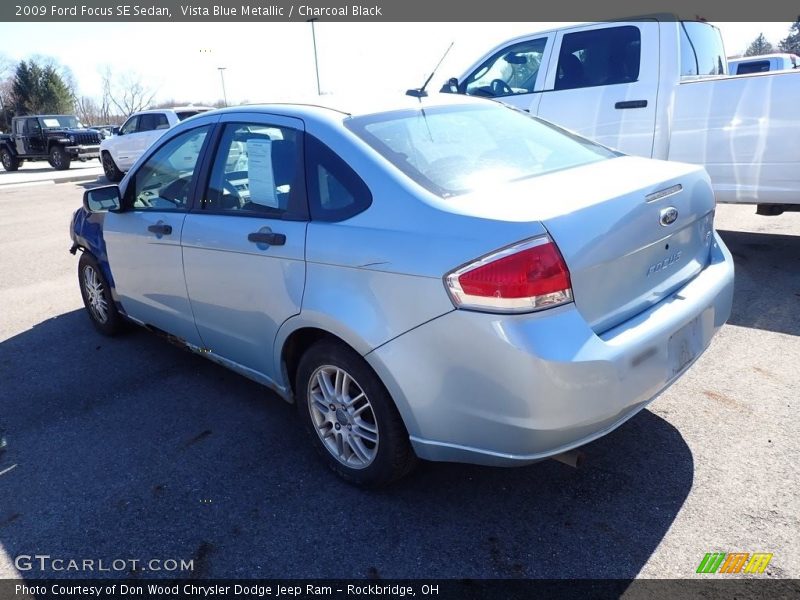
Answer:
[83, 185, 122, 212]
[112, 127, 121, 135]
[440, 77, 459, 94]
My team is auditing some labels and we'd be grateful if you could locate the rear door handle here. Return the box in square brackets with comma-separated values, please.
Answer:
[615, 100, 648, 109]
[147, 224, 172, 235]
[248, 232, 286, 246]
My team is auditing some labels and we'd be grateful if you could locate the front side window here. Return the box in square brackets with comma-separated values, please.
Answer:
[120, 116, 139, 135]
[201, 123, 303, 218]
[23, 118, 40, 134]
[555, 26, 641, 90]
[346, 104, 616, 197]
[463, 38, 548, 97]
[126, 126, 210, 211]
[680, 21, 726, 78]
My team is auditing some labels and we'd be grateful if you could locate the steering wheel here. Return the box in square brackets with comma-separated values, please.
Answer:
[490, 79, 514, 96]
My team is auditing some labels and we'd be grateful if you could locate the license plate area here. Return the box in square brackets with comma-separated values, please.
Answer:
[668, 315, 702, 378]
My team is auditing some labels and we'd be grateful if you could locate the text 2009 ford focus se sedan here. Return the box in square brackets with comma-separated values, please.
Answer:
[70, 95, 734, 486]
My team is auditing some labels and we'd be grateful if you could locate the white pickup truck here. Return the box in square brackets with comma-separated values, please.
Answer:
[444, 18, 800, 214]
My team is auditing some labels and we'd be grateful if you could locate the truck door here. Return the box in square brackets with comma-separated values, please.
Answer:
[458, 34, 554, 114]
[536, 21, 660, 158]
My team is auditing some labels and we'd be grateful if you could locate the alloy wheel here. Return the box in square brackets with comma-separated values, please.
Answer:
[307, 365, 379, 469]
[83, 265, 108, 324]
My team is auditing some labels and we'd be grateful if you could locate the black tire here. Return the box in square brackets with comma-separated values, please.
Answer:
[0, 148, 20, 171]
[78, 252, 123, 336]
[101, 151, 124, 182]
[49, 145, 71, 170]
[296, 340, 417, 487]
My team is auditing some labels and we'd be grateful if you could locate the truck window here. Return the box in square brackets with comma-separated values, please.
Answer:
[680, 22, 727, 78]
[462, 38, 548, 98]
[138, 113, 169, 131]
[735, 60, 770, 75]
[554, 26, 641, 91]
[120, 116, 139, 135]
[24, 118, 41, 134]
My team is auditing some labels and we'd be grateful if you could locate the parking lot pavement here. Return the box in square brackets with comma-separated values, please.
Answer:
[0, 182, 798, 580]
[0, 160, 105, 188]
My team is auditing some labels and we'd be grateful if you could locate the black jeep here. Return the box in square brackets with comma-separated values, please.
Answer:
[0, 115, 102, 171]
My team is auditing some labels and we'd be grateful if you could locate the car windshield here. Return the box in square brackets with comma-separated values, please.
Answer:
[40, 115, 79, 129]
[345, 103, 617, 197]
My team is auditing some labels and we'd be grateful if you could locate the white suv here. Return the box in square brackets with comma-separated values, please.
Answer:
[100, 106, 211, 181]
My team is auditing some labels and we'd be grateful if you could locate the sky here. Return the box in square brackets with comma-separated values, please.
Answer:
[0, 21, 794, 105]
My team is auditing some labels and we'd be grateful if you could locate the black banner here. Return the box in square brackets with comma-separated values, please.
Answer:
[3, 579, 800, 600]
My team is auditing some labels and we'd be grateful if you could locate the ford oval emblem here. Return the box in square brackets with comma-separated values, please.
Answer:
[659, 207, 679, 226]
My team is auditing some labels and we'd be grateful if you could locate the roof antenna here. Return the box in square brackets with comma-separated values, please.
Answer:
[406, 42, 454, 98]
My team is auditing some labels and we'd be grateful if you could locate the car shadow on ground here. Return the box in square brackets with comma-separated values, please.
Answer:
[718, 229, 800, 337]
[0, 309, 693, 579]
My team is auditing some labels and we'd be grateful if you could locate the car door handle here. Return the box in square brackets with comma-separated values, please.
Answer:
[248, 232, 286, 246]
[147, 224, 172, 235]
[615, 100, 648, 109]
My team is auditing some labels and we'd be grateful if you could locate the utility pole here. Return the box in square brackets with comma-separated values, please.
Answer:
[308, 18, 322, 95]
[217, 67, 228, 106]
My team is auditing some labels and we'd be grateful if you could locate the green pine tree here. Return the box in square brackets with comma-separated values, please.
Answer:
[11, 59, 74, 115]
[779, 20, 800, 55]
[744, 33, 774, 57]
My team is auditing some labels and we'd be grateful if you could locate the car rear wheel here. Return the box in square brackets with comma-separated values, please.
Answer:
[101, 151, 124, 182]
[49, 145, 71, 170]
[0, 148, 20, 171]
[78, 253, 123, 336]
[296, 340, 417, 487]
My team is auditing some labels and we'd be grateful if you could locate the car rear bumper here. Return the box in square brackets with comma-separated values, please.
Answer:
[366, 231, 734, 466]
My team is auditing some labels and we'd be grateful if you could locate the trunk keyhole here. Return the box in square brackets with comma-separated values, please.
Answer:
[665, 243, 670, 250]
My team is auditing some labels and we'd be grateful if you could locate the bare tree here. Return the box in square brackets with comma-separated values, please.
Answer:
[75, 96, 101, 125]
[100, 66, 158, 116]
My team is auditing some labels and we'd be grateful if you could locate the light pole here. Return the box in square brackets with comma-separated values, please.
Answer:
[308, 18, 321, 95]
[217, 67, 228, 106]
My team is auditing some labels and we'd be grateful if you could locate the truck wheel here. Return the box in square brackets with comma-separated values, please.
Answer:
[101, 151, 124, 182]
[295, 339, 417, 487]
[49, 146, 71, 170]
[0, 148, 20, 171]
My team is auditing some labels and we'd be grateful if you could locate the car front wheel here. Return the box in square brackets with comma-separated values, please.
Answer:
[296, 340, 417, 487]
[101, 151, 124, 182]
[78, 253, 123, 336]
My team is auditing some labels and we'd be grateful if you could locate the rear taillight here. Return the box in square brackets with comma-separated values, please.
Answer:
[445, 236, 572, 313]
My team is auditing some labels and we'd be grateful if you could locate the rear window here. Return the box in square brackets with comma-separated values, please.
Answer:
[345, 103, 617, 197]
[680, 21, 727, 78]
[176, 110, 206, 121]
[735, 60, 771, 75]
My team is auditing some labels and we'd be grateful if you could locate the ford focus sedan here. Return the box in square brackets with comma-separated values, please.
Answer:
[70, 95, 734, 486]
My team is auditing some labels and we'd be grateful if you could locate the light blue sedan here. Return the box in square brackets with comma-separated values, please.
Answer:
[70, 95, 734, 486]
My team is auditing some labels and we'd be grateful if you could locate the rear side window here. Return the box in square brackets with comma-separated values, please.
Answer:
[680, 21, 727, 78]
[139, 113, 168, 132]
[555, 26, 641, 90]
[201, 122, 305, 219]
[735, 60, 770, 75]
[305, 135, 372, 222]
